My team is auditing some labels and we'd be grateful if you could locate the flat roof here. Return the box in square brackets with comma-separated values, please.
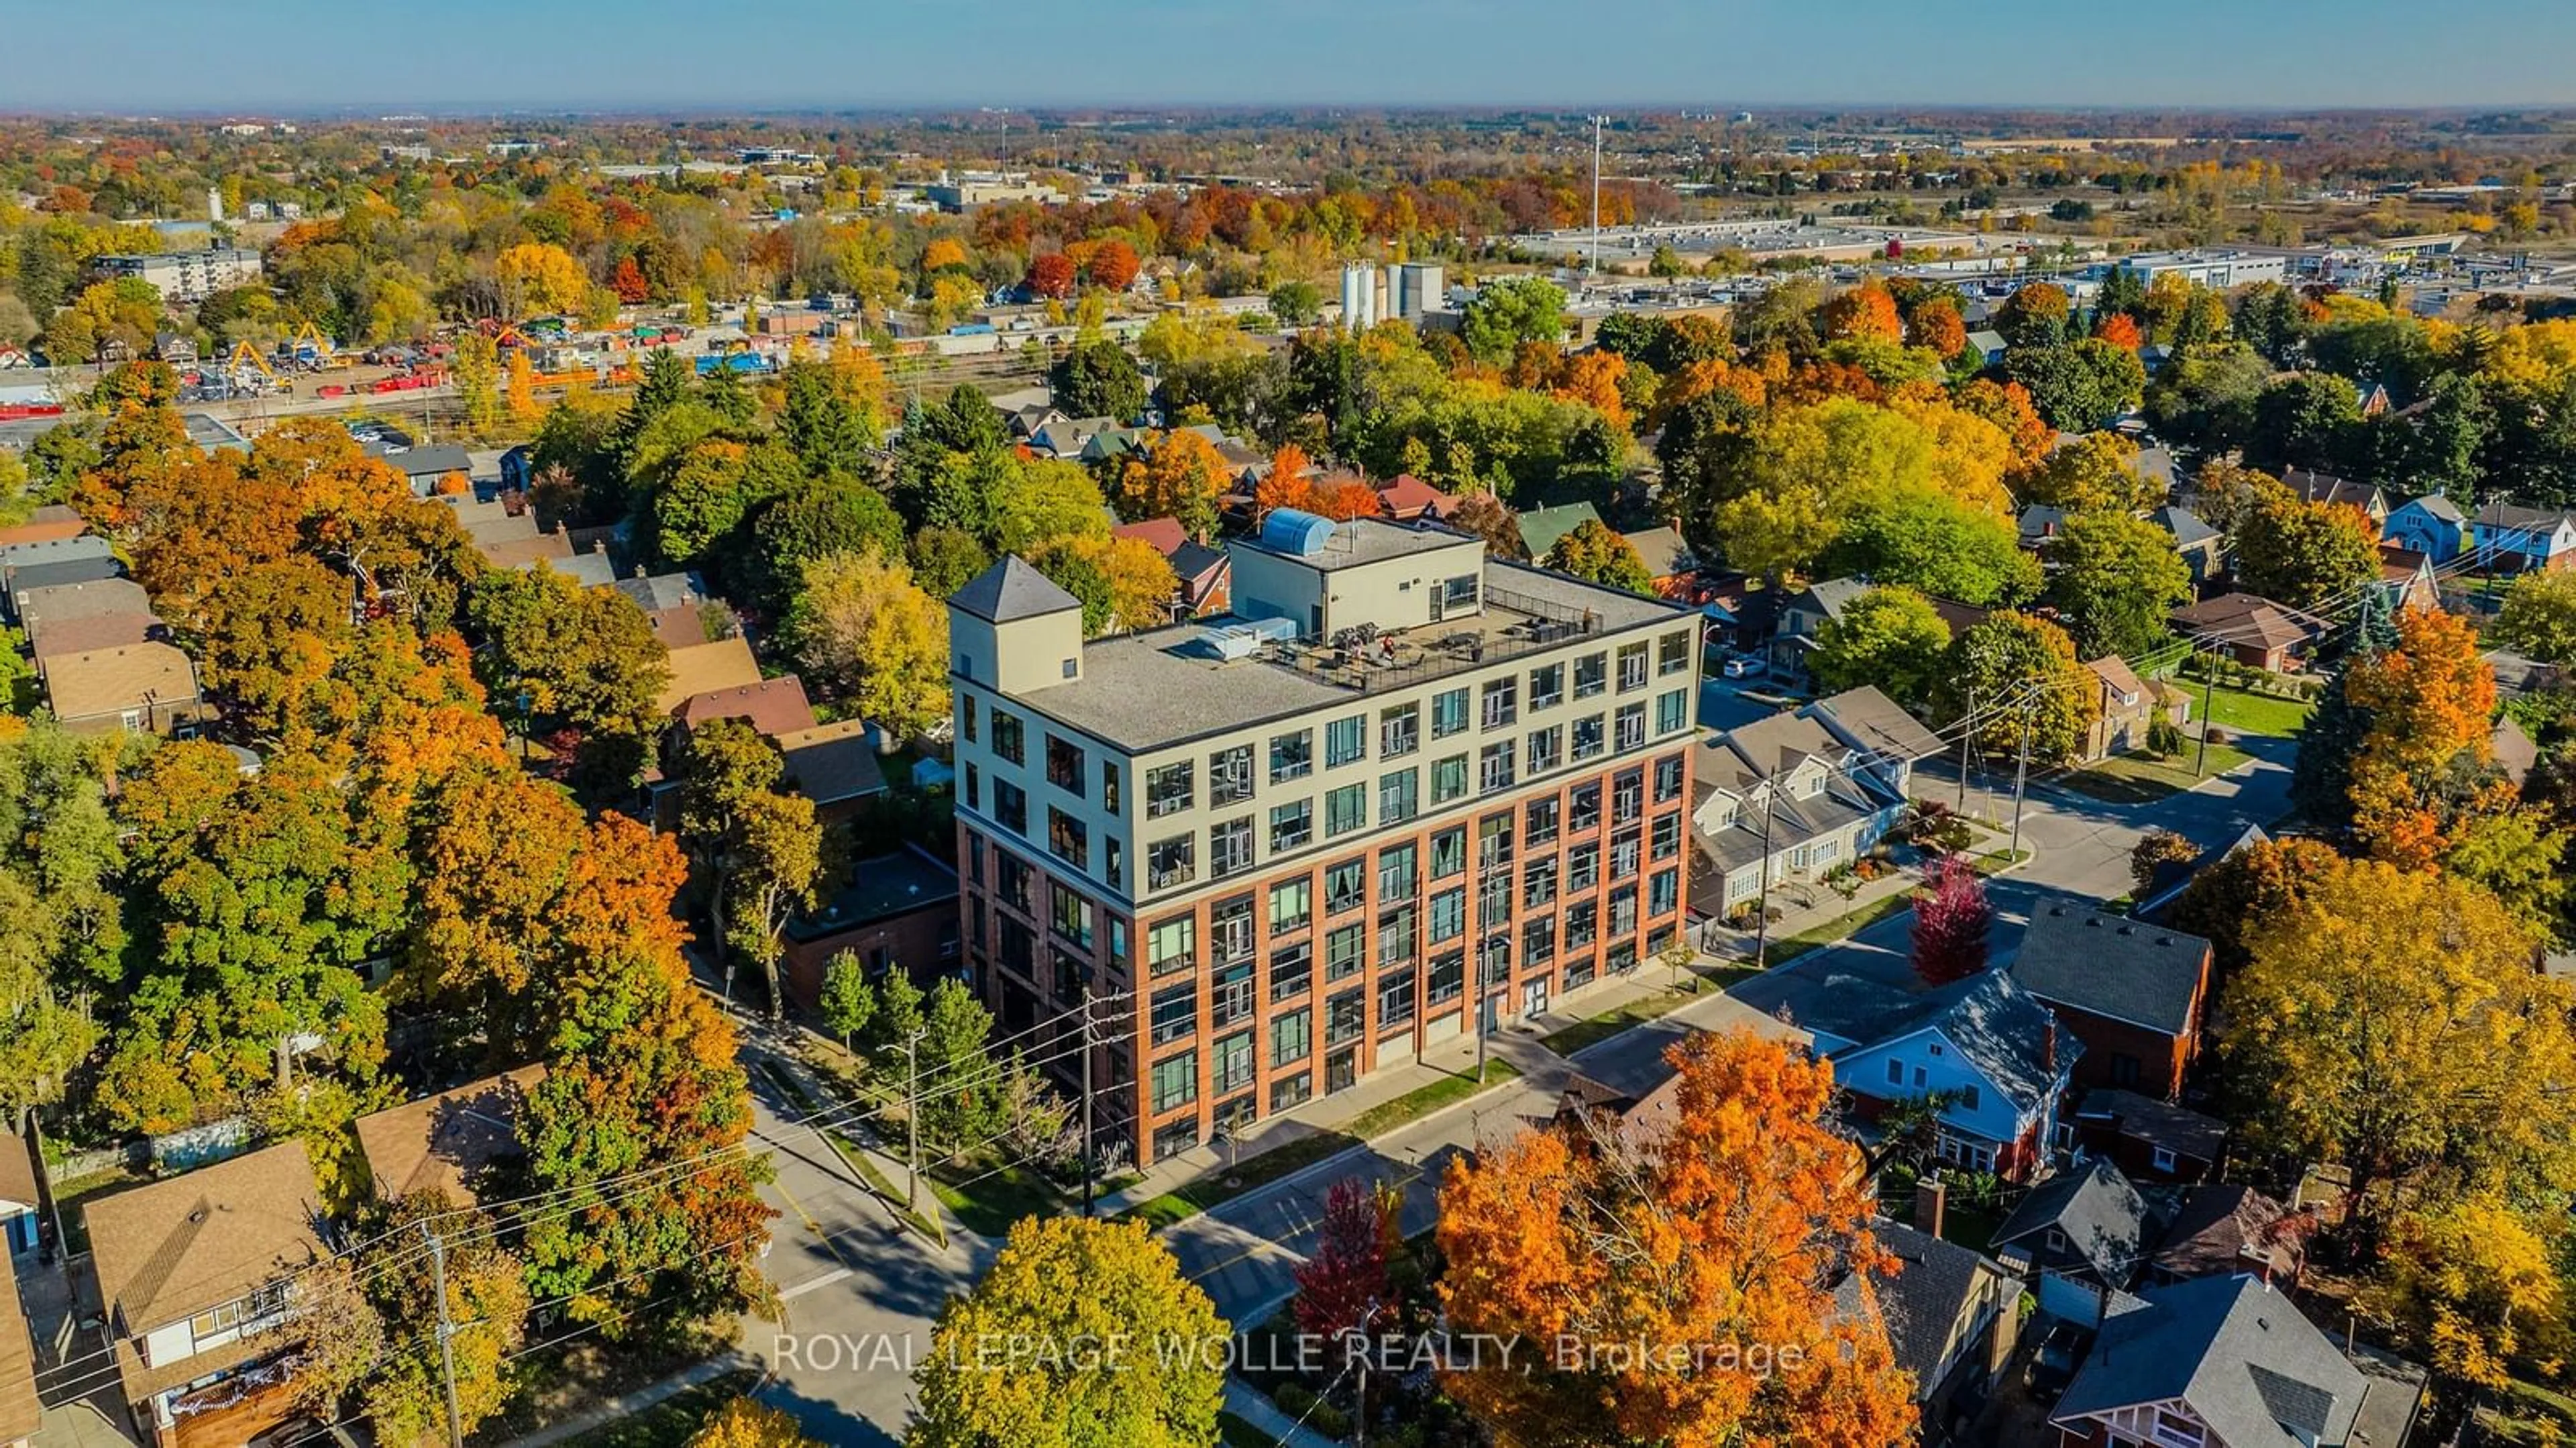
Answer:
[1237, 515, 1476, 572]
[1000, 560, 1688, 754]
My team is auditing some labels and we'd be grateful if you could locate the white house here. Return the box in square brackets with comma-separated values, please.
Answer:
[1686, 688, 1941, 921]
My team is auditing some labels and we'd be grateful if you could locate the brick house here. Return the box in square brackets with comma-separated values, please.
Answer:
[782, 844, 962, 1015]
[2010, 900, 2213, 1101]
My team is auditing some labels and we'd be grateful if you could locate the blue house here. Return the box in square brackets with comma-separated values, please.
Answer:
[2382, 493, 2467, 564]
[1792, 969, 2078, 1182]
[2469, 502, 2576, 573]
[0, 1133, 34, 1257]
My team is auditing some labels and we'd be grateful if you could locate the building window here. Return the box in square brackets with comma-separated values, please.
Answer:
[1146, 762, 1194, 819]
[1656, 689, 1687, 735]
[1609, 884, 1640, 938]
[995, 781, 1028, 835]
[1148, 835, 1195, 889]
[1427, 949, 1466, 1006]
[1325, 782, 1368, 837]
[1378, 968, 1418, 1028]
[1617, 643, 1649, 692]
[1652, 814, 1681, 862]
[1326, 714, 1366, 767]
[1154, 1117, 1201, 1160]
[1270, 878, 1313, 934]
[1377, 904, 1418, 966]
[1441, 574, 1479, 610]
[1567, 843, 1600, 894]
[1152, 986, 1198, 1047]
[1615, 704, 1647, 752]
[1210, 817, 1256, 878]
[1148, 917, 1195, 976]
[1049, 883, 1094, 949]
[1886, 1057, 1904, 1086]
[1523, 857, 1559, 910]
[996, 853, 1032, 913]
[1654, 755, 1683, 803]
[1270, 730, 1313, 783]
[1273, 1073, 1313, 1113]
[1380, 704, 1420, 758]
[1273, 1009, 1312, 1066]
[1650, 868, 1678, 917]
[961, 695, 978, 744]
[1432, 687, 1470, 738]
[1324, 858, 1367, 916]
[1572, 715, 1607, 761]
[1431, 754, 1469, 804]
[1106, 839, 1124, 890]
[1326, 988, 1366, 1045]
[1150, 1049, 1198, 1111]
[1271, 940, 1313, 1001]
[1479, 743, 1516, 793]
[1214, 1032, 1255, 1096]
[1326, 923, 1366, 980]
[1377, 843, 1418, 902]
[1213, 960, 1255, 1028]
[1046, 735, 1085, 792]
[1526, 796, 1560, 846]
[1429, 887, 1466, 944]
[1575, 652, 1607, 699]
[1047, 808, 1087, 869]
[1960, 1082, 1982, 1112]
[1378, 769, 1418, 825]
[1613, 771, 1644, 824]
[1209, 745, 1254, 807]
[965, 763, 981, 812]
[1270, 799, 1313, 853]
[1478, 870, 1512, 927]
[1530, 662, 1565, 711]
[2152, 1145, 2178, 1174]
[1570, 783, 1603, 834]
[1659, 629, 1692, 676]
[1430, 826, 1467, 880]
[1211, 895, 1256, 965]
[992, 709, 1026, 764]
[1523, 914, 1557, 966]
[1526, 726, 1562, 774]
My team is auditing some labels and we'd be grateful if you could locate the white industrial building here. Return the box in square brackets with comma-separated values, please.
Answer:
[93, 248, 264, 304]
[1340, 262, 1446, 331]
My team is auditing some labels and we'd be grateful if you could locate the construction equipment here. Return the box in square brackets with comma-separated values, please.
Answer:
[227, 339, 277, 382]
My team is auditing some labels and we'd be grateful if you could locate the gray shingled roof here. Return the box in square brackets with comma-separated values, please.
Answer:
[2011, 899, 2211, 1036]
[1831, 1219, 2008, 1395]
[2401, 493, 2463, 525]
[1807, 686, 1946, 765]
[1823, 970, 2074, 1116]
[949, 556, 1081, 623]
[2052, 1274, 2369, 1448]
[2152, 505, 2220, 550]
[1992, 1159, 2155, 1285]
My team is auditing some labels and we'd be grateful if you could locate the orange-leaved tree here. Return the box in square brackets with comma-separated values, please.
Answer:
[1821, 281, 1903, 343]
[1437, 1027, 1917, 1448]
[1113, 428, 1232, 537]
[2342, 608, 2502, 868]
[1308, 476, 1385, 522]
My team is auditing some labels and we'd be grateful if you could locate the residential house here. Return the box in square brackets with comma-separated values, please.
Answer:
[2135, 823, 2269, 922]
[1698, 575, 1778, 656]
[0, 1252, 34, 1448]
[655, 637, 766, 715]
[351, 1066, 546, 1208]
[1513, 502, 1605, 564]
[1801, 969, 2080, 1180]
[2071, 1088, 2230, 1184]
[1688, 688, 1939, 921]
[1007, 403, 1068, 441]
[16, 577, 155, 655]
[40, 643, 205, 735]
[547, 548, 619, 588]
[616, 571, 713, 649]
[1373, 473, 1458, 523]
[1990, 1159, 2156, 1324]
[2021, 505, 2074, 550]
[1966, 329, 2008, 366]
[365, 442, 476, 497]
[1112, 518, 1234, 620]
[2377, 544, 2439, 613]
[0, 541, 121, 620]
[476, 525, 579, 573]
[1077, 426, 1146, 468]
[2469, 502, 2576, 573]
[775, 719, 892, 823]
[677, 676, 818, 737]
[2149, 1184, 2306, 1289]
[2278, 468, 2388, 526]
[0, 1137, 32, 1259]
[2011, 900, 2213, 1100]
[2150, 506, 2226, 585]
[86, 1141, 331, 1448]
[1831, 1217, 2021, 1434]
[0, 504, 86, 549]
[1031, 415, 1120, 460]
[2381, 493, 2467, 564]
[2169, 594, 2326, 673]
[2082, 656, 2189, 762]
[780, 843, 961, 1013]
[2050, 1275, 2424, 1448]
[1621, 525, 1700, 599]
[1767, 576, 1873, 684]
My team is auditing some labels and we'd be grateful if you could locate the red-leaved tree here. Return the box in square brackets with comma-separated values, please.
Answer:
[1087, 240, 1142, 293]
[1910, 855, 1992, 986]
[1026, 252, 1077, 300]
[610, 255, 649, 303]
[1293, 1177, 1390, 1342]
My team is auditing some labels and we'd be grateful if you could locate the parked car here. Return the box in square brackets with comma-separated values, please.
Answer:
[1721, 654, 1760, 679]
[2025, 1323, 2090, 1406]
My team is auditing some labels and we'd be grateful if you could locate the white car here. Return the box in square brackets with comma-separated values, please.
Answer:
[1721, 656, 1760, 680]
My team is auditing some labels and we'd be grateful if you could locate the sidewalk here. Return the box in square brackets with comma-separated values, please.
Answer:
[1694, 815, 2010, 966]
[497, 1352, 756, 1448]
[1223, 1378, 1345, 1448]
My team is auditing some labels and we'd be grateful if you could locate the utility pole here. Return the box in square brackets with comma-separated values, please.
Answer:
[2009, 699, 2034, 862]
[1078, 987, 1096, 1218]
[2194, 647, 2216, 777]
[1751, 754, 1782, 970]
[903, 1027, 925, 1214]
[423, 1221, 464, 1448]
[1955, 682, 1974, 811]
[1589, 115, 1608, 275]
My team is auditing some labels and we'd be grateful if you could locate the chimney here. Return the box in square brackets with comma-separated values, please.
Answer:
[1915, 1172, 1947, 1239]
[2043, 1019, 2060, 1077]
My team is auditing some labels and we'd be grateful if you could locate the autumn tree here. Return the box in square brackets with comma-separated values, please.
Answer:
[1112, 428, 1231, 536]
[2129, 829, 2198, 894]
[1809, 585, 1951, 707]
[2219, 860, 2576, 1233]
[784, 548, 950, 735]
[2367, 1194, 2568, 1390]
[1437, 1029, 1915, 1448]
[1910, 855, 1992, 986]
[1460, 276, 1569, 366]
[1293, 1177, 1393, 1343]
[1542, 519, 1654, 595]
[2294, 608, 2500, 867]
[1025, 252, 1077, 300]
[495, 242, 590, 319]
[2043, 511, 2192, 662]
[1085, 239, 1142, 293]
[1450, 487, 1525, 559]
[725, 787, 822, 1021]
[2015, 431, 2161, 514]
[362, 1193, 531, 1446]
[1034, 533, 1177, 635]
[2233, 485, 2380, 609]
[690, 1399, 821, 1448]
[466, 563, 672, 784]
[452, 332, 501, 437]
[0, 720, 120, 1129]
[1821, 280, 1902, 343]
[1930, 611, 2098, 765]
[908, 1217, 1224, 1448]
[1308, 476, 1385, 522]
[2165, 835, 2345, 978]
[2491, 568, 2576, 666]
[1995, 282, 2072, 348]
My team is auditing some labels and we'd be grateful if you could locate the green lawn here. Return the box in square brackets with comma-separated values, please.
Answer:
[2061, 744, 2257, 803]
[929, 1158, 1066, 1239]
[1122, 1059, 1524, 1229]
[2196, 683, 2314, 737]
[1764, 892, 1917, 968]
[554, 1368, 761, 1448]
[1537, 965, 1763, 1055]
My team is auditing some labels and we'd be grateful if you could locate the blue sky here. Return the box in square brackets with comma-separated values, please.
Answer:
[15, 0, 2576, 111]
